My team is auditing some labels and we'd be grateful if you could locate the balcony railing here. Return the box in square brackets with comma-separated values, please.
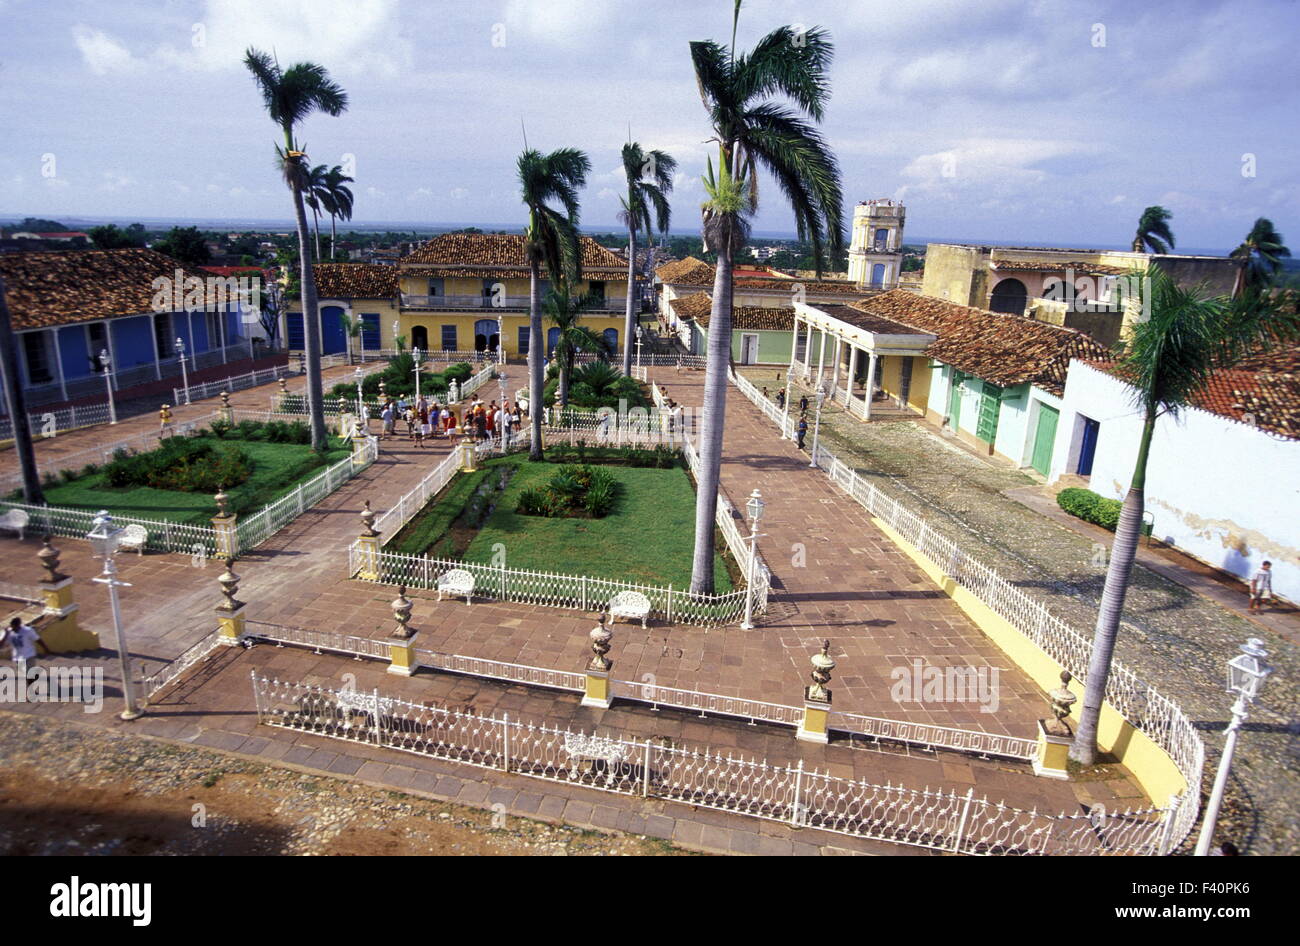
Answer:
[401, 293, 624, 312]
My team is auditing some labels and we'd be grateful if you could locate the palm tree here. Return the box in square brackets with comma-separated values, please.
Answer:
[546, 286, 609, 407]
[687, 3, 845, 593]
[618, 142, 676, 374]
[517, 147, 591, 460]
[322, 165, 355, 260]
[303, 163, 330, 261]
[1231, 217, 1291, 294]
[338, 312, 363, 365]
[244, 48, 347, 452]
[1069, 268, 1299, 764]
[1131, 205, 1176, 254]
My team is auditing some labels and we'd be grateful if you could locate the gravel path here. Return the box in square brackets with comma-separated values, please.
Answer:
[0, 711, 693, 856]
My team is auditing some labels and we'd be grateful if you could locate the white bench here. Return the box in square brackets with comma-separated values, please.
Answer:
[0, 508, 28, 540]
[563, 732, 627, 775]
[437, 568, 475, 606]
[608, 590, 651, 628]
[118, 523, 148, 556]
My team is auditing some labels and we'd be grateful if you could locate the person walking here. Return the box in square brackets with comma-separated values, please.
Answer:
[4, 617, 41, 680]
[776, 389, 785, 409]
[796, 415, 809, 450]
[799, 394, 809, 414]
[159, 403, 174, 438]
[380, 401, 395, 441]
[1248, 560, 1273, 612]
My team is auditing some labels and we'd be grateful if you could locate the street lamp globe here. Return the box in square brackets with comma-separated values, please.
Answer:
[746, 488, 766, 526]
[99, 349, 110, 371]
[1227, 638, 1271, 700]
[174, 337, 185, 356]
[87, 509, 122, 559]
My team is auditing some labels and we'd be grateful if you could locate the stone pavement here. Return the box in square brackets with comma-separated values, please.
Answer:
[0, 362, 1161, 852]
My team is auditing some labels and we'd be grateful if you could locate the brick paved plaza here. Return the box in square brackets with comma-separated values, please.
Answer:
[1, 364, 1156, 853]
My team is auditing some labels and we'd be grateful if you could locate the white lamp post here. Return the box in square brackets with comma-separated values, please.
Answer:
[175, 337, 190, 405]
[99, 349, 117, 424]
[635, 331, 643, 371]
[353, 365, 365, 422]
[497, 368, 509, 446]
[809, 382, 828, 468]
[88, 511, 142, 721]
[1194, 638, 1272, 856]
[740, 489, 767, 630]
[411, 346, 422, 401]
[497, 312, 505, 364]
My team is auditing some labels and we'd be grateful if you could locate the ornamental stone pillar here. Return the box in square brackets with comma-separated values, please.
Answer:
[798, 639, 835, 744]
[215, 557, 247, 646]
[355, 500, 382, 581]
[1034, 670, 1076, 780]
[35, 537, 98, 652]
[581, 614, 613, 709]
[387, 585, 418, 676]
[212, 486, 238, 559]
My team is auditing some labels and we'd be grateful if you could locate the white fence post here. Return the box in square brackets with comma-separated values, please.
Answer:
[500, 713, 511, 772]
[791, 759, 804, 826]
[951, 787, 974, 853]
[642, 740, 652, 797]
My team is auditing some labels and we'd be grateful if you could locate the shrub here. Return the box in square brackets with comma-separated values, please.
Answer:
[1057, 487, 1123, 531]
[517, 464, 618, 519]
[103, 437, 253, 492]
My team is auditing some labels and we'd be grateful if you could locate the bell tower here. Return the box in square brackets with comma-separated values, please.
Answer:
[849, 199, 906, 289]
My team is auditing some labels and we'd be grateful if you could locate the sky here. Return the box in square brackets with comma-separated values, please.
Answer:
[1, 0, 1297, 253]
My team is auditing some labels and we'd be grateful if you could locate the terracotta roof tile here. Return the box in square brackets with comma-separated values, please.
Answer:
[991, 259, 1133, 276]
[0, 248, 217, 330]
[669, 292, 794, 330]
[312, 263, 399, 299]
[655, 256, 716, 286]
[847, 290, 1110, 396]
[401, 232, 627, 273]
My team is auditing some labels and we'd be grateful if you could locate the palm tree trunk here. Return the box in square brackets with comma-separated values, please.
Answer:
[1070, 406, 1156, 764]
[689, 240, 734, 594]
[291, 180, 328, 452]
[622, 226, 637, 375]
[559, 350, 571, 407]
[312, 210, 322, 261]
[0, 279, 43, 504]
[528, 257, 544, 461]
[330, 215, 338, 261]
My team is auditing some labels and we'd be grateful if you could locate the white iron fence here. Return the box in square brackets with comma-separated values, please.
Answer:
[173, 363, 292, 406]
[0, 400, 116, 442]
[0, 499, 219, 555]
[251, 672, 1178, 855]
[727, 365, 1205, 848]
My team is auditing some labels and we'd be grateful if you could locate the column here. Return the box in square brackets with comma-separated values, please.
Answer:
[36, 538, 99, 652]
[582, 616, 613, 709]
[49, 328, 68, 401]
[798, 641, 835, 744]
[844, 345, 859, 407]
[355, 501, 383, 581]
[211, 488, 238, 559]
[829, 336, 842, 398]
[864, 352, 878, 421]
[802, 323, 814, 380]
[388, 586, 418, 676]
[814, 327, 827, 391]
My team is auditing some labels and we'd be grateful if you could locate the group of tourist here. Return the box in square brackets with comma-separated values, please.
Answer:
[375, 394, 525, 448]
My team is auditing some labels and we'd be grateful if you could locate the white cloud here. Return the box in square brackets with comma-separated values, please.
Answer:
[449, 187, 469, 199]
[502, 0, 613, 47]
[72, 25, 140, 75]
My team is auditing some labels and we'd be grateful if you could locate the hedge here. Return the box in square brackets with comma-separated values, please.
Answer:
[1056, 487, 1123, 531]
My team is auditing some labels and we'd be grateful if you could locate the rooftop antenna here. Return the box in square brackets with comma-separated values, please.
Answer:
[520, 118, 528, 151]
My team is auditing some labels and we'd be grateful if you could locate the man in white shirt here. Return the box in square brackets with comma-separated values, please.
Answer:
[4, 617, 41, 679]
[1249, 561, 1273, 612]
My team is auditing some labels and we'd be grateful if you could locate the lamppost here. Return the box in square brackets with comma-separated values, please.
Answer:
[740, 489, 766, 630]
[780, 365, 794, 439]
[497, 368, 508, 446]
[353, 365, 365, 423]
[411, 346, 422, 401]
[392, 319, 401, 352]
[99, 349, 117, 424]
[175, 337, 190, 405]
[88, 511, 142, 721]
[497, 312, 505, 364]
[809, 382, 828, 468]
[1194, 638, 1272, 856]
[635, 331, 643, 371]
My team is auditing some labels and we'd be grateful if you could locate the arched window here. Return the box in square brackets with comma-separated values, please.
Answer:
[871, 263, 886, 288]
[602, 327, 618, 354]
[410, 325, 429, 351]
[474, 318, 498, 353]
[546, 327, 560, 356]
[990, 278, 1028, 316]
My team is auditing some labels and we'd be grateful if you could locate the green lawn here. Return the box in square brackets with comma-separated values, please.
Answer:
[41, 438, 351, 525]
[398, 459, 734, 591]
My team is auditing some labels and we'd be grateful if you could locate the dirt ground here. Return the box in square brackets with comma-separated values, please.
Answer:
[0, 711, 694, 856]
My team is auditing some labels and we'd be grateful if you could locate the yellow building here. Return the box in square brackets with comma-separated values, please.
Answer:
[397, 232, 629, 358]
[286, 233, 632, 360]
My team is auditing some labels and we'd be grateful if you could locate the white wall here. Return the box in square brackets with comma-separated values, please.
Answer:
[1051, 360, 1300, 599]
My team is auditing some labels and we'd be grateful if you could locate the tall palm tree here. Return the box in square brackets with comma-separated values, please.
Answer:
[303, 163, 329, 260]
[687, 2, 845, 593]
[1069, 268, 1298, 764]
[618, 142, 676, 374]
[1131, 205, 1176, 254]
[1231, 217, 1291, 294]
[517, 147, 591, 460]
[323, 165, 355, 260]
[243, 48, 348, 452]
[546, 286, 609, 407]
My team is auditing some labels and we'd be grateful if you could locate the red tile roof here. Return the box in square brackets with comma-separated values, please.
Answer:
[847, 290, 1110, 396]
[312, 263, 399, 299]
[669, 292, 794, 330]
[401, 233, 628, 275]
[0, 248, 216, 329]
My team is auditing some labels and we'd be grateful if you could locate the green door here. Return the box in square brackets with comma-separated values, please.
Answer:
[975, 383, 1001, 443]
[1030, 404, 1059, 475]
[946, 370, 963, 429]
